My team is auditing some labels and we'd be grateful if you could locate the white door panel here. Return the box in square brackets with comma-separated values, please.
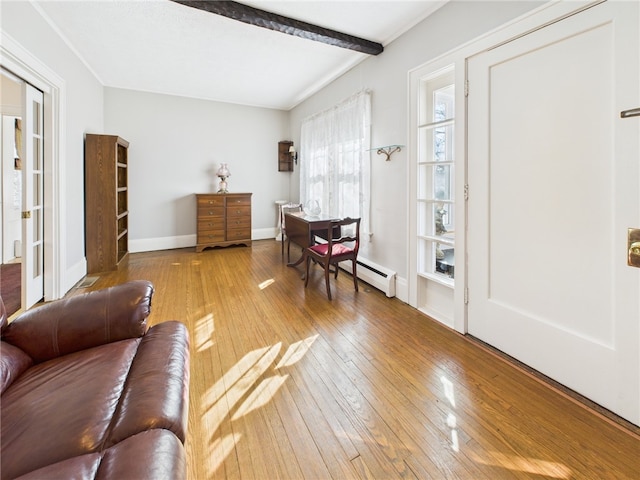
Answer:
[467, 1, 639, 424]
[21, 83, 44, 309]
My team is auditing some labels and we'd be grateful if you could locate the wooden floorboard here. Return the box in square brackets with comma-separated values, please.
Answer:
[69, 240, 640, 479]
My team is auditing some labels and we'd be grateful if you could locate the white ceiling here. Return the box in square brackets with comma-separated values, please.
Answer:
[34, 0, 448, 110]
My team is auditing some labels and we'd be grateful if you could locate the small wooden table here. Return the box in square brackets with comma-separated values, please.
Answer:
[284, 212, 340, 267]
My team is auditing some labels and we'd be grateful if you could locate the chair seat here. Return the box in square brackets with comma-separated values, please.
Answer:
[309, 243, 354, 256]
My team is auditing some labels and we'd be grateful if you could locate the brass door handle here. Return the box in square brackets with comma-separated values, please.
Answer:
[629, 242, 640, 267]
[629, 228, 640, 267]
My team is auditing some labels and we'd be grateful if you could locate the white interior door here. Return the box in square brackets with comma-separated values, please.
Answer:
[21, 83, 44, 309]
[467, 1, 640, 425]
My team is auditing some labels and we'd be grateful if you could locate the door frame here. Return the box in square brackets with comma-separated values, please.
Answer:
[1, 31, 66, 302]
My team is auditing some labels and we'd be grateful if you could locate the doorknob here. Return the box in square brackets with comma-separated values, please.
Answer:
[629, 228, 640, 267]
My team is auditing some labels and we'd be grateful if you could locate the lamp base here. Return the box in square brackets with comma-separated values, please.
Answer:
[217, 177, 228, 194]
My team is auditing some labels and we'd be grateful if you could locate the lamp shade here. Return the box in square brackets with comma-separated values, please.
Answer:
[216, 163, 230, 177]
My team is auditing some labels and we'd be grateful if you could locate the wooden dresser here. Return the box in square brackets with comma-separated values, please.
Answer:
[196, 193, 252, 252]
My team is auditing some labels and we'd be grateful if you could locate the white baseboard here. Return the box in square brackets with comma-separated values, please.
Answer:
[130, 234, 197, 253]
[253, 228, 278, 240]
[129, 229, 278, 254]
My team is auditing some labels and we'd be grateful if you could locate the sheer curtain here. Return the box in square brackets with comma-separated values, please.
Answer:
[299, 90, 371, 236]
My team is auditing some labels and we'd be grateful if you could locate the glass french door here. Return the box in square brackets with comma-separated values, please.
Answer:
[21, 83, 44, 309]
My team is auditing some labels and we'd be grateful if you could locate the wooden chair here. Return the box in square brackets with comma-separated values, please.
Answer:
[304, 217, 360, 300]
[280, 203, 303, 261]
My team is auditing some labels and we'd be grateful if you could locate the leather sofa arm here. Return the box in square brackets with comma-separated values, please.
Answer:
[1, 280, 154, 364]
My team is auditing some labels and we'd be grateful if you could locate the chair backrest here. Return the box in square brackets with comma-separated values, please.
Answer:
[281, 203, 303, 228]
[312, 217, 360, 259]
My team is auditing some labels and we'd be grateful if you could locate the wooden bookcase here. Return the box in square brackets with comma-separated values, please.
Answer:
[84, 134, 129, 273]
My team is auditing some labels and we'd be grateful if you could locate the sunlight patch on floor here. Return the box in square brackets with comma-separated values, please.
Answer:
[441, 375, 456, 408]
[208, 433, 241, 475]
[201, 336, 318, 476]
[470, 451, 573, 478]
[195, 313, 215, 352]
[232, 375, 289, 420]
[441, 376, 459, 452]
[276, 335, 318, 368]
[258, 278, 275, 289]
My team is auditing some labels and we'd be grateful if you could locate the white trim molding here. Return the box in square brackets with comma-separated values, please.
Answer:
[1, 32, 67, 301]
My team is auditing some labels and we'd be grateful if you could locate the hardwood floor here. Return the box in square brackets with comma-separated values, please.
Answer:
[73, 241, 640, 479]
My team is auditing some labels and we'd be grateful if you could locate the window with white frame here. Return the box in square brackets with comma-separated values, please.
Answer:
[417, 69, 455, 281]
[299, 90, 371, 235]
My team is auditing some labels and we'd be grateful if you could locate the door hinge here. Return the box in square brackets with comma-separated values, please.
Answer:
[22, 211, 31, 219]
[464, 288, 469, 305]
[464, 184, 469, 201]
[464, 80, 469, 97]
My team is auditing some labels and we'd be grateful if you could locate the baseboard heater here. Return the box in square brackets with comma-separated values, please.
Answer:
[340, 256, 396, 298]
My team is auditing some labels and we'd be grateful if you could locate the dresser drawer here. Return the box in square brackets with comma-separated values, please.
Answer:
[227, 227, 251, 241]
[198, 206, 224, 218]
[197, 195, 225, 208]
[226, 195, 251, 207]
[226, 216, 251, 229]
[198, 231, 225, 244]
[198, 219, 225, 232]
[227, 205, 251, 217]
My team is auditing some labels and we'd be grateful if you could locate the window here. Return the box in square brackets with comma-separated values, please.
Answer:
[417, 69, 455, 282]
[299, 90, 371, 234]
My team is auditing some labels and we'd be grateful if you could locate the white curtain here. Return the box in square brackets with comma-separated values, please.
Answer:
[299, 90, 371, 236]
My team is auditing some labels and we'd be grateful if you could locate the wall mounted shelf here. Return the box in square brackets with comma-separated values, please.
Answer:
[371, 144, 404, 161]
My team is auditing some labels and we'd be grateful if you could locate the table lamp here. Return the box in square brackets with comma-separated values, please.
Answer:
[216, 163, 231, 193]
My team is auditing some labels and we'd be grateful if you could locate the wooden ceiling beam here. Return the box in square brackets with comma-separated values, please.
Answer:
[171, 0, 384, 56]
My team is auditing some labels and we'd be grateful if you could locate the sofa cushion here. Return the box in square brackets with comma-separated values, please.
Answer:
[14, 453, 102, 480]
[0, 341, 33, 395]
[108, 321, 190, 446]
[14, 429, 185, 480]
[1, 339, 140, 479]
[2, 280, 153, 363]
[96, 429, 186, 479]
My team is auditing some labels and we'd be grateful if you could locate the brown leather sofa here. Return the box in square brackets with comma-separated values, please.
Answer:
[0, 280, 190, 479]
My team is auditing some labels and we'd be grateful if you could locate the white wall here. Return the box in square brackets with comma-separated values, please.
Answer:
[1, 1, 104, 292]
[104, 87, 291, 251]
[289, 1, 542, 289]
